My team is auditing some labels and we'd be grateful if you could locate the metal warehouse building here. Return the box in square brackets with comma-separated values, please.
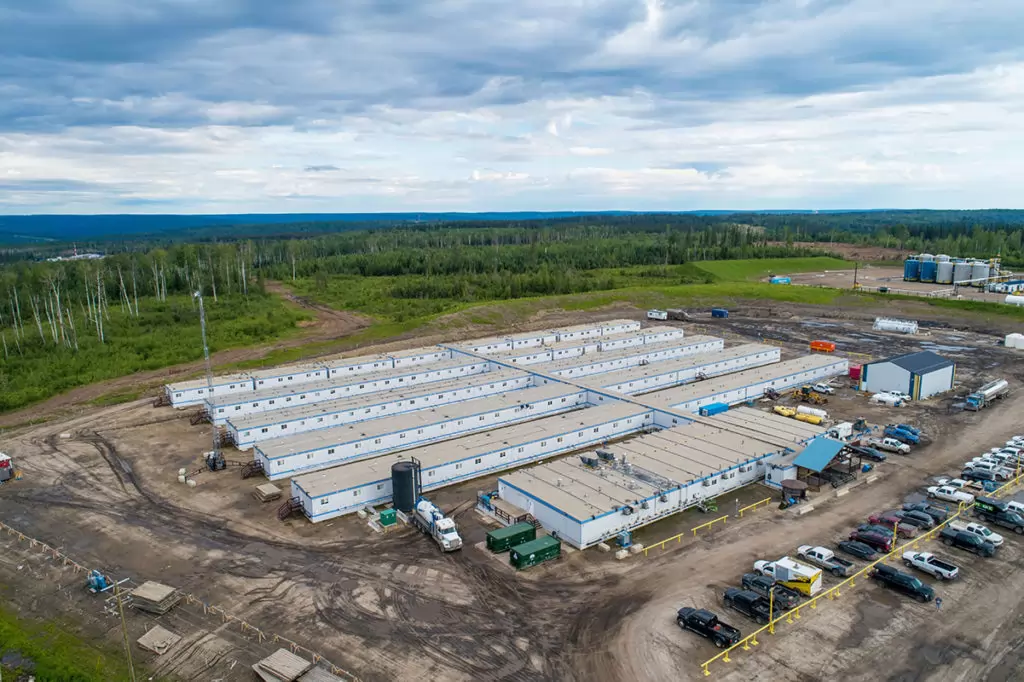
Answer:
[497, 408, 824, 548]
[858, 350, 955, 400]
[257, 383, 588, 479]
[227, 369, 532, 450]
[644, 355, 849, 413]
[290, 402, 654, 522]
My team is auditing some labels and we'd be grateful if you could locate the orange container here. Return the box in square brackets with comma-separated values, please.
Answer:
[810, 340, 836, 353]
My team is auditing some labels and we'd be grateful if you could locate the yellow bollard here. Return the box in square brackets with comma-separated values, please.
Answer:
[809, 599, 817, 609]
[793, 608, 801, 620]
[703, 664, 711, 677]
[750, 635, 759, 646]
[742, 640, 750, 651]
[723, 652, 731, 663]
[786, 613, 794, 624]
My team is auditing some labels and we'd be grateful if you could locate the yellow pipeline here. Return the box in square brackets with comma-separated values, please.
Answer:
[794, 413, 823, 425]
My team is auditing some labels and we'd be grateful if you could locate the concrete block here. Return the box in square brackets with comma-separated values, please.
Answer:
[797, 505, 816, 515]
[835, 488, 849, 498]
[629, 543, 644, 554]
[615, 549, 630, 560]
[597, 543, 611, 553]
[865, 475, 879, 484]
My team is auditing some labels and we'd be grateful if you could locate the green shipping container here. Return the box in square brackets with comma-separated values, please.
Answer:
[509, 535, 561, 570]
[486, 522, 536, 553]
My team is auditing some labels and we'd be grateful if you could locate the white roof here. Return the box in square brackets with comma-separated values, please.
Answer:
[292, 402, 649, 498]
[644, 356, 847, 406]
[588, 344, 777, 389]
[206, 357, 481, 407]
[226, 369, 525, 430]
[257, 383, 583, 458]
[536, 336, 721, 374]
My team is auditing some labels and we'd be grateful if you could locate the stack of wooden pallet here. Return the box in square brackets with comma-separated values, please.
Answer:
[131, 581, 181, 615]
[252, 648, 313, 682]
[253, 483, 283, 503]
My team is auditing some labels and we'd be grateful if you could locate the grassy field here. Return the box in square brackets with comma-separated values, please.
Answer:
[692, 257, 850, 281]
[0, 293, 308, 413]
[0, 603, 136, 681]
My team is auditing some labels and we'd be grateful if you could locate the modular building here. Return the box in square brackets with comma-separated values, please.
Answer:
[227, 369, 532, 450]
[290, 403, 654, 522]
[497, 409, 824, 548]
[593, 344, 780, 395]
[486, 326, 685, 366]
[858, 351, 955, 400]
[457, 320, 640, 355]
[165, 348, 452, 408]
[644, 356, 849, 413]
[542, 336, 724, 379]
[257, 384, 589, 480]
[205, 357, 492, 425]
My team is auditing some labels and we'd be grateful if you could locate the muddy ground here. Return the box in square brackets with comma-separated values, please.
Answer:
[1, 306, 1023, 681]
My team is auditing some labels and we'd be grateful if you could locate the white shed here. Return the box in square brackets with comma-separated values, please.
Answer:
[859, 351, 955, 400]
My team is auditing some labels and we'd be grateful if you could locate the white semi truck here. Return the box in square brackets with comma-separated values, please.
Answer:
[412, 498, 463, 552]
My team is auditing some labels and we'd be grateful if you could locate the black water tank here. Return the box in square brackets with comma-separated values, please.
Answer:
[391, 461, 417, 513]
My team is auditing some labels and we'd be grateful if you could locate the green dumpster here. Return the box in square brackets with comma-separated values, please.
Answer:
[485, 522, 536, 553]
[509, 535, 561, 570]
[379, 508, 397, 527]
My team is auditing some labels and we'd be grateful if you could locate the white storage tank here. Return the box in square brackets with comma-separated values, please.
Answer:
[953, 261, 973, 284]
[1005, 333, 1024, 349]
[936, 254, 950, 262]
[796, 405, 828, 419]
[971, 261, 991, 287]
[919, 253, 935, 262]
[1006, 295, 1024, 307]
[873, 317, 919, 334]
[936, 261, 954, 284]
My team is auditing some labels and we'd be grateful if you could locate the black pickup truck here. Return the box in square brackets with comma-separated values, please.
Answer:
[939, 527, 997, 557]
[740, 573, 802, 610]
[869, 564, 935, 603]
[723, 588, 772, 625]
[676, 608, 742, 648]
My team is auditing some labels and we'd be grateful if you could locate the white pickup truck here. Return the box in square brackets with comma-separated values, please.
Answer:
[927, 485, 975, 504]
[796, 545, 854, 577]
[870, 437, 911, 454]
[950, 521, 1004, 547]
[902, 551, 959, 580]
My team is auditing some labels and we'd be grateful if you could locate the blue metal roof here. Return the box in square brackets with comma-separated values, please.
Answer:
[793, 437, 846, 473]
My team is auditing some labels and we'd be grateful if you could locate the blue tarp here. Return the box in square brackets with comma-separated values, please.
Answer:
[793, 437, 846, 473]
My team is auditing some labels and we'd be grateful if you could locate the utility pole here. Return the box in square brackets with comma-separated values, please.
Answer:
[195, 291, 220, 463]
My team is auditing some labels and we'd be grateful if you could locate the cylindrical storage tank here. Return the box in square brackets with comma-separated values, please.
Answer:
[796, 405, 828, 419]
[936, 260, 954, 284]
[1006, 295, 1024, 307]
[936, 254, 950, 262]
[903, 259, 920, 281]
[919, 260, 937, 283]
[919, 253, 935, 262]
[953, 261, 972, 284]
[391, 461, 418, 513]
[794, 413, 823, 425]
[971, 261, 990, 287]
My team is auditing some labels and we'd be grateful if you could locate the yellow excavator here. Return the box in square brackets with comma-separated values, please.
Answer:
[793, 385, 828, 405]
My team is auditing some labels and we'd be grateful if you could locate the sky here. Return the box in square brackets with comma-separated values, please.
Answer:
[1, 0, 1023, 214]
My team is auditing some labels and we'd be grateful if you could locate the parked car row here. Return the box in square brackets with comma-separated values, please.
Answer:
[674, 434, 1023, 650]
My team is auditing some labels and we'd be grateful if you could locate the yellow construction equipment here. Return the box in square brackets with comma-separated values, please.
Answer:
[793, 385, 828, 405]
[773, 405, 797, 418]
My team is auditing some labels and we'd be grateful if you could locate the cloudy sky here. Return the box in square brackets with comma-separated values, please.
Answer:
[1, 0, 1023, 214]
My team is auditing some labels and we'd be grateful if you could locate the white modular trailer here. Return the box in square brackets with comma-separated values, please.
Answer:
[645, 356, 849, 413]
[594, 345, 780, 396]
[385, 347, 452, 369]
[227, 369, 532, 450]
[166, 372, 257, 408]
[291, 403, 654, 522]
[600, 326, 685, 351]
[206, 358, 491, 425]
[498, 413, 823, 548]
[455, 320, 641, 355]
[544, 336, 724, 379]
[257, 384, 589, 480]
[486, 326, 686, 367]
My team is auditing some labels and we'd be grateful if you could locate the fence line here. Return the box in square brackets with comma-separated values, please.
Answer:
[0, 519, 360, 681]
[644, 514, 732, 556]
[699, 474, 1023, 676]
